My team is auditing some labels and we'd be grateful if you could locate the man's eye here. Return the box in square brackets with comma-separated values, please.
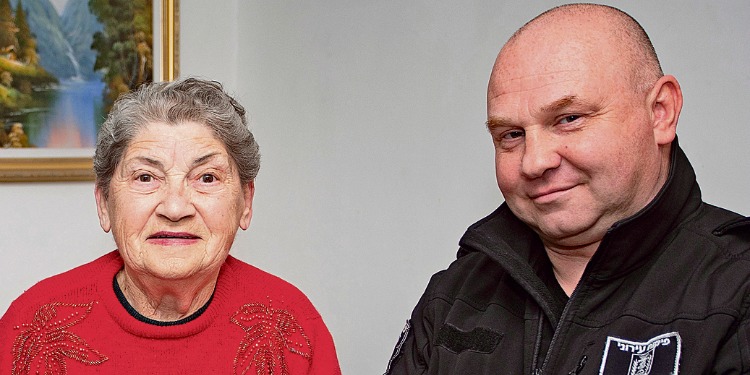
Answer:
[559, 115, 580, 124]
[137, 174, 152, 183]
[200, 174, 216, 183]
[503, 130, 524, 139]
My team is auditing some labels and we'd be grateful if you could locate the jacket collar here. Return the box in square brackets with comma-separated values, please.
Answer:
[459, 139, 702, 304]
[586, 139, 702, 279]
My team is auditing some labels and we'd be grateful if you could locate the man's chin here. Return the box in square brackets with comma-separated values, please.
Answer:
[533, 220, 604, 249]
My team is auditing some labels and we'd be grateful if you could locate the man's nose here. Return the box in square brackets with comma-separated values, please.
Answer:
[520, 131, 561, 179]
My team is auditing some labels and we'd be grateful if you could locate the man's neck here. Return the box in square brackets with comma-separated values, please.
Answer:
[544, 242, 599, 296]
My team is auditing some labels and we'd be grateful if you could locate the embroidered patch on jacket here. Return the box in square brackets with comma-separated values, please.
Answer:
[434, 323, 503, 354]
[231, 299, 313, 375]
[599, 332, 681, 375]
[12, 302, 108, 375]
[384, 320, 411, 374]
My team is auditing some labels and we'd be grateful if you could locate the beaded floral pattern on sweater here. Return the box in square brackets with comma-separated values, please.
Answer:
[11, 302, 108, 375]
[231, 300, 313, 375]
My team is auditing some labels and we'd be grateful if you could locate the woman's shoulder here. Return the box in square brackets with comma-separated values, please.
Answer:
[218, 257, 340, 373]
[217, 256, 323, 320]
[2, 252, 121, 318]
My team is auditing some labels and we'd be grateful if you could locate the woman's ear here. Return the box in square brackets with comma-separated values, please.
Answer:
[239, 181, 255, 230]
[94, 185, 112, 233]
[648, 75, 683, 145]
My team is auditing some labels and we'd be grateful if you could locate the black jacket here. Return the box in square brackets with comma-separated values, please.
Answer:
[386, 144, 750, 374]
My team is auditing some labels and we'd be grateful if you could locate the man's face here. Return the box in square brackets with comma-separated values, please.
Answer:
[486, 23, 668, 249]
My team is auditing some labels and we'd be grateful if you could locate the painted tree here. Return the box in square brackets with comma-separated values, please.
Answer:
[14, 0, 37, 65]
[0, 0, 11, 23]
[0, 0, 18, 54]
[89, 0, 153, 110]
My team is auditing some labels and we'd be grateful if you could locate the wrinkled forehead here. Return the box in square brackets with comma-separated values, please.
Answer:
[123, 121, 228, 159]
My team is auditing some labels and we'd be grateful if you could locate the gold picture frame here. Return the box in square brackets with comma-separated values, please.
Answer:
[0, 0, 179, 182]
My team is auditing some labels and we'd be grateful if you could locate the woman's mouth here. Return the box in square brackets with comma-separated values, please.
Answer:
[147, 231, 201, 245]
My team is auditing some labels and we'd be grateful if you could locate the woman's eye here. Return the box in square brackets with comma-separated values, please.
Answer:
[559, 115, 580, 124]
[200, 174, 216, 183]
[137, 174, 152, 183]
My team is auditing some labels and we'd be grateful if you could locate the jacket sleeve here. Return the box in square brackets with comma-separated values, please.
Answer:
[710, 307, 750, 372]
[384, 272, 443, 375]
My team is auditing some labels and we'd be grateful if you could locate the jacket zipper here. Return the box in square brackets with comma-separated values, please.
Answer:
[534, 229, 616, 374]
[536, 287, 578, 373]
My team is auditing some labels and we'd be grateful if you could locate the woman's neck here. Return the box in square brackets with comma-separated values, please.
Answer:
[116, 268, 217, 322]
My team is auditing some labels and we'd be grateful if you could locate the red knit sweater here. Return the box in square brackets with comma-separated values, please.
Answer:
[0, 251, 341, 374]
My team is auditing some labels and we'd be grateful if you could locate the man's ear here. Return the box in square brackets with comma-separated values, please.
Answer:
[239, 180, 255, 230]
[648, 75, 683, 145]
[94, 185, 112, 233]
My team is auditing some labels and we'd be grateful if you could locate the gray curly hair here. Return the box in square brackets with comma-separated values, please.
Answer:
[93, 77, 260, 198]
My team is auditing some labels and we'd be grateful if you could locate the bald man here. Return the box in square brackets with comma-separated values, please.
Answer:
[385, 4, 750, 374]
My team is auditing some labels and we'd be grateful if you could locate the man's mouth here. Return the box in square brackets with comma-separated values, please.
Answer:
[529, 185, 577, 202]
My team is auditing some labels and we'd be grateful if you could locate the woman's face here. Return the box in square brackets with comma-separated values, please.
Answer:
[95, 121, 253, 281]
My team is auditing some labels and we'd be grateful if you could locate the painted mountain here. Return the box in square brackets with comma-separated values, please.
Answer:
[61, 0, 103, 79]
[1, 0, 153, 147]
[11, 0, 102, 80]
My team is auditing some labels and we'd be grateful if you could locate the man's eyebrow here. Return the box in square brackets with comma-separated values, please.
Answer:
[539, 95, 578, 114]
[487, 95, 583, 131]
[486, 116, 514, 131]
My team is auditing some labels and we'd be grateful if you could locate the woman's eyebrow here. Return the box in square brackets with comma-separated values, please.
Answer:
[192, 152, 222, 167]
[130, 156, 164, 169]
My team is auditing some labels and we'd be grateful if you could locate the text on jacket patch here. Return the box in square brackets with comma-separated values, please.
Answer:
[599, 332, 681, 375]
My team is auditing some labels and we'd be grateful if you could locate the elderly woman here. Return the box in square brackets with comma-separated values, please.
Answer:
[0, 78, 341, 374]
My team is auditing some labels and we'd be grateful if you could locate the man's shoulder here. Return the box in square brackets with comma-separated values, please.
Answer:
[427, 250, 496, 289]
[660, 203, 750, 301]
[420, 250, 524, 313]
[681, 203, 750, 255]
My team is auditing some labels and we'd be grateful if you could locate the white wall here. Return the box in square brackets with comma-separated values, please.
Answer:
[1, 1, 749, 374]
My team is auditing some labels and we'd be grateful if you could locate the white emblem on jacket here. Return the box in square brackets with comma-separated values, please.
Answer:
[599, 332, 681, 375]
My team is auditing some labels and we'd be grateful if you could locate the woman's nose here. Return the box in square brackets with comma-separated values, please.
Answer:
[155, 182, 196, 222]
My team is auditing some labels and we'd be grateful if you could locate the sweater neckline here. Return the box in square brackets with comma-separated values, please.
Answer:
[98, 251, 236, 339]
[111, 274, 214, 326]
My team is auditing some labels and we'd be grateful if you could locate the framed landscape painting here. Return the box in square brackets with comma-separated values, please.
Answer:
[0, 0, 178, 182]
